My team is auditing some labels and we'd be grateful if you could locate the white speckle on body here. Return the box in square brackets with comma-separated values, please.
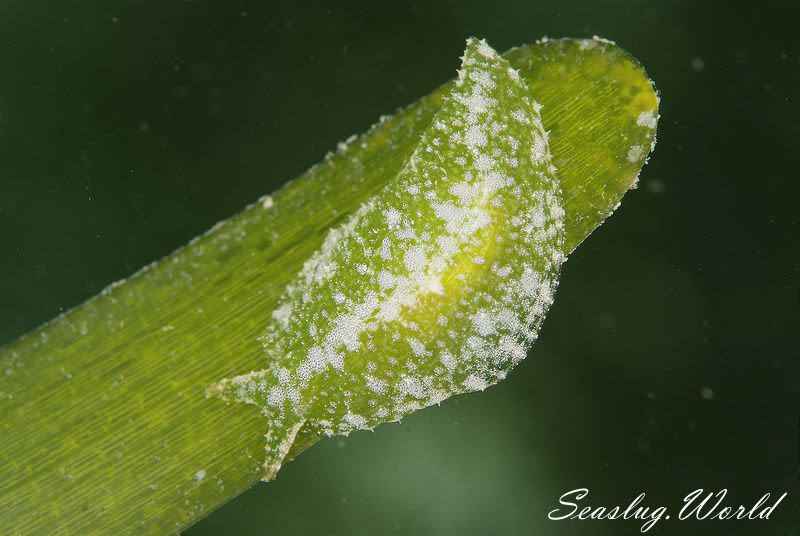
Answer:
[403, 246, 427, 272]
[384, 208, 402, 226]
[272, 304, 292, 325]
[463, 375, 488, 391]
[636, 111, 658, 129]
[627, 145, 643, 162]
[365, 375, 388, 394]
[343, 412, 368, 429]
[377, 271, 396, 289]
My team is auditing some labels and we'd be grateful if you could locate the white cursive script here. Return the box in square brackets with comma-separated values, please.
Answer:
[679, 488, 787, 521]
[548, 488, 667, 532]
[548, 488, 787, 533]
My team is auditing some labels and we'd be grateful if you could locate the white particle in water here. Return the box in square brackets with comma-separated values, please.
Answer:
[646, 179, 666, 194]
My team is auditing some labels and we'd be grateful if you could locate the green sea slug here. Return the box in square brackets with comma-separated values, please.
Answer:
[209, 38, 565, 480]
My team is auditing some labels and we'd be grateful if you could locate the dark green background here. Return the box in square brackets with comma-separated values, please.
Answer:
[1, 1, 798, 534]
